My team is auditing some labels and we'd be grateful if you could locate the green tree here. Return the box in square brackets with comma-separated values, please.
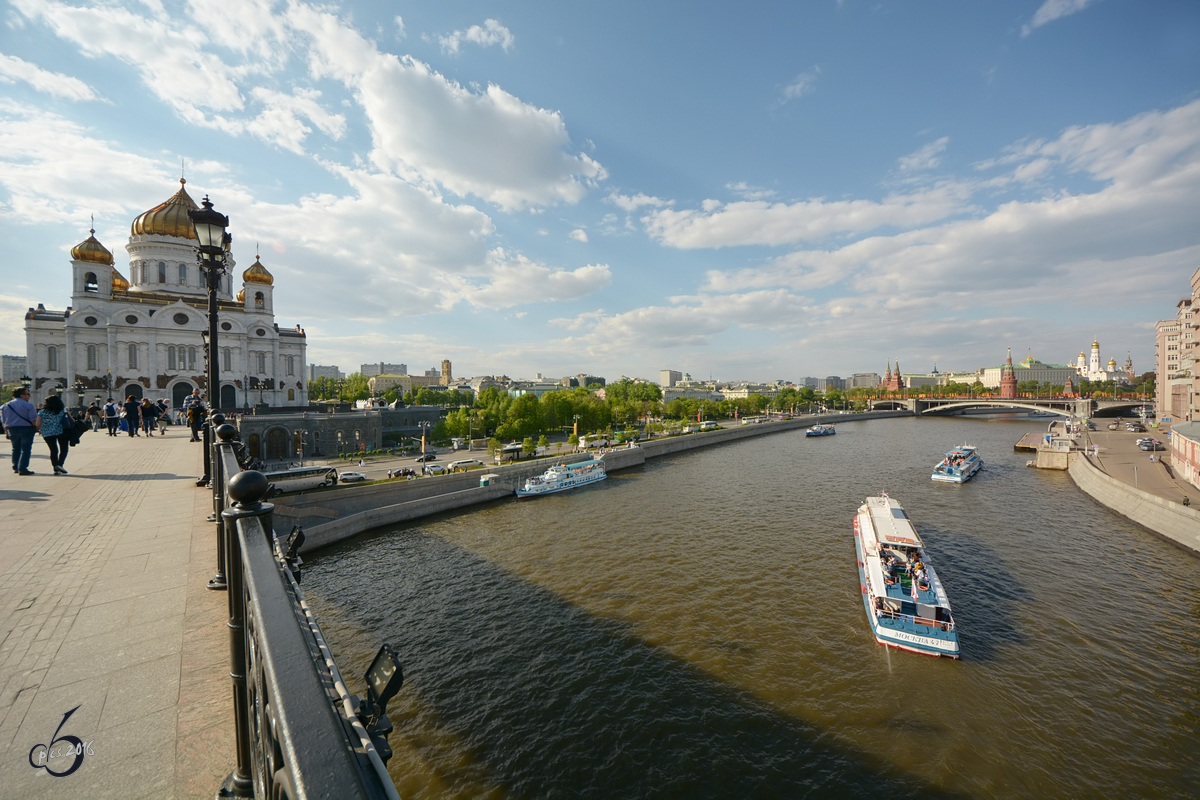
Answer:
[537, 434, 549, 452]
[521, 436, 535, 457]
[568, 433, 579, 449]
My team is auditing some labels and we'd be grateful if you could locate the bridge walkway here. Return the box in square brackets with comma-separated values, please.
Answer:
[0, 428, 231, 798]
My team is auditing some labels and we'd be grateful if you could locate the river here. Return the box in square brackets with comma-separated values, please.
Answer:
[304, 416, 1200, 799]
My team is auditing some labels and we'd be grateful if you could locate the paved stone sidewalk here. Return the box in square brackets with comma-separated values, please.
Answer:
[0, 427, 233, 798]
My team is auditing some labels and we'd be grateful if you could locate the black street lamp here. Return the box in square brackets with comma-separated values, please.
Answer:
[72, 378, 86, 413]
[188, 196, 228, 490]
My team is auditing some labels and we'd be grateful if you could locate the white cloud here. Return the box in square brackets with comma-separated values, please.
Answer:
[726, 181, 777, 200]
[644, 183, 973, 249]
[247, 87, 346, 154]
[898, 137, 949, 172]
[568, 228, 588, 243]
[0, 52, 97, 101]
[453, 253, 610, 309]
[394, 16, 405, 38]
[606, 192, 671, 212]
[778, 66, 820, 105]
[1023, 0, 1097, 36]
[437, 19, 515, 54]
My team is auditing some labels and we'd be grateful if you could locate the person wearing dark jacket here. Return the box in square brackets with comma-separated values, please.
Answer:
[123, 395, 142, 437]
[37, 394, 74, 474]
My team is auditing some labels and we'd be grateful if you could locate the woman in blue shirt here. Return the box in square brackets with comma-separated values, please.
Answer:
[38, 394, 74, 474]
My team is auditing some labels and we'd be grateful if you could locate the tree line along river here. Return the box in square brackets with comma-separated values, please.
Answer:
[304, 415, 1200, 799]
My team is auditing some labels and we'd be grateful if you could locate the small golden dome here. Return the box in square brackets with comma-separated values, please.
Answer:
[131, 179, 199, 240]
[111, 268, 130, 292]
[71, 229, 114, 265]
[242, 256, 274, 285]
[1092, 338, 1099, 348]
[1107, 358, 1116, 367]
[236, 288, 245, 303]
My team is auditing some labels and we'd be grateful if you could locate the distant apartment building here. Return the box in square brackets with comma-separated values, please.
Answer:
[848, 372, 882, 389]
[367, 373, 441, 396]
[441, 359, 452, 385]
[663, 386, 723, 402]
[721, 384, 778, 400]
[360, 362, 407, 377]
[1, 354, 27, 383]
[816, 376, 844, 392]
[659, 369, 682, 388]
[308, 364, 344, 381]
[801, 377, 819, 389]
[561, 374, 605, 388]
[1156, 267, 1199, 421]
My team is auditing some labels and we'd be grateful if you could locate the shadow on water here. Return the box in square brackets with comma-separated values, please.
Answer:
[308, 530, 966, 800]
[918, 526, 1032, 662]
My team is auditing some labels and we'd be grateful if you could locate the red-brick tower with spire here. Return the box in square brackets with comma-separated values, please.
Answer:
[882, 360, 902, 391]
[999, 348, 1018, 399]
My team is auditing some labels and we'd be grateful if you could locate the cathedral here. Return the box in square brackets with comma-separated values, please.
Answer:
[24, 180, 308, 410]
[1074, 338, 1132, 384]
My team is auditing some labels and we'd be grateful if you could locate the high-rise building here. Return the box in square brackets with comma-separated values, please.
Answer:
[1, 354, 27, 383]
[308, 364, 343, 381]
[1156, 267, 1199, 421]
[441, 359, 452, 385]
[360, 362, 407, 377]
[849, 372, 882, 388]
[659, 369, 682, 387]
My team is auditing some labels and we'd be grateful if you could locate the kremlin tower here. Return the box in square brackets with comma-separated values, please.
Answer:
[999, 348, 1018, 399]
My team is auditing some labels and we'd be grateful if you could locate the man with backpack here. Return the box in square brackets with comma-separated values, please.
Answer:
[103, 397, 120, 436]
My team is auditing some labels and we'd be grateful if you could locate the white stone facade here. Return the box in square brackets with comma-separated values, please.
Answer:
[24, 182, 308, 410]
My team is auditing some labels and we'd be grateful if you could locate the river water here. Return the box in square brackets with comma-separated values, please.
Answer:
[304, 416, 1200, 799]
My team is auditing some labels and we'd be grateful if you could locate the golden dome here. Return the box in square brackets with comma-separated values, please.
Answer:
[131, 179, 198, 239]
[111, 268, 130, 292]
[71, 229, 114, 265]
[236, 288, 245, 303]
[1107, 358, 1116, 367]
[1092, 338, 1099, 348]
[242, 256, 274, 285]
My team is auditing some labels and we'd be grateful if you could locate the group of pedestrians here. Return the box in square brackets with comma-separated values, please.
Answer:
[2, 387, 81, 475]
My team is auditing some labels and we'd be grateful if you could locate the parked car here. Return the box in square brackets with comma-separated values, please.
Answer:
[339, 471, 367, 482]
[1139, 441, 1165, 451]
[449, 459, 486, 471]
[414, 453, 438, 462]
[425, 464, 448, 475]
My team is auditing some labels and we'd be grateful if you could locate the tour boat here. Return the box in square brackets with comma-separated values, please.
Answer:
[930, 445, 982, 483]
[806, 424, 836, 437]
[515, 458, 607, 498]
[853, 494, 960, 659]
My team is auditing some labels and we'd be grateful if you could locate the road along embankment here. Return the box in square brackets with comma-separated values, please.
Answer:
[1069, 454, 1200, 556]
[279, 410, 912, 554]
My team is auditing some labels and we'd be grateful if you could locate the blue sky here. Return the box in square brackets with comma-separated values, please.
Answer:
[1, 0, 1198, 382]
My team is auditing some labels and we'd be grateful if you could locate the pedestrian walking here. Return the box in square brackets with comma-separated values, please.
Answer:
[123, 395, 142, 437]
[104, 397, 120, 436]
[184, 390, 205, 441]
[140, 398, 160, 436]
[86, 401, 102, 431]
[37, 394, 73, 474]
[156, 400, 170, 435]
[2, 386, 40, 475]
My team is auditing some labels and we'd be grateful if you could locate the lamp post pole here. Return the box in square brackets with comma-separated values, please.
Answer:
[189, 196, 229, 490]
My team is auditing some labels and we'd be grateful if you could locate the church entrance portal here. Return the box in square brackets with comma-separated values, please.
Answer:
[173, 382, 194, 411]
[266, 428, 288, 461]
[220, 384, 236, 410]
[124, 384, 144, 401]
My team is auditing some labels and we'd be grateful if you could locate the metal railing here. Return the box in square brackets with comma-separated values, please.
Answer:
[210, 420, 402, 799]
[874, 608, 956, 632]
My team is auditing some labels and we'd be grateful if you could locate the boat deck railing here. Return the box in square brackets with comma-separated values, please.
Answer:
[876, 608, 955, 634]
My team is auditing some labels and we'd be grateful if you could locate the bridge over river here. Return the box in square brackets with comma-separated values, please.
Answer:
[870, 396, 1148, 418]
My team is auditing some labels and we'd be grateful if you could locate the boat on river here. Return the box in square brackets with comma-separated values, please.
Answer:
[515, 458, 607, 498]
[853, 494, 960, 659]
[806, 424, 836, 437]
[931, 445, 982, 483]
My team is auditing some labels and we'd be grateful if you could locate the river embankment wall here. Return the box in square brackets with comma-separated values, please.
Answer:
[1068, 454, 1200, 556]
[281, 410, 912, 554]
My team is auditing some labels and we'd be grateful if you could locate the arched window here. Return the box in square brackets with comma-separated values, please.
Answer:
[188, 347, 197, 371]
[248, 434, 260, 459]
[128, 343, 138, 369]
[178, 264, 187, 285]
[84, 272, 98, 292]
[223, 348, 232, 372]
[257, 352, 266, 374]
[285, 356, 294, 376]
[288, 388, 295, 401]
[87, 345, 97, 371]
[254, 291, 264, 309]
[47, 346, 58, 372]
[157, 261, 166, 283]
[167, 345, 176, 370]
